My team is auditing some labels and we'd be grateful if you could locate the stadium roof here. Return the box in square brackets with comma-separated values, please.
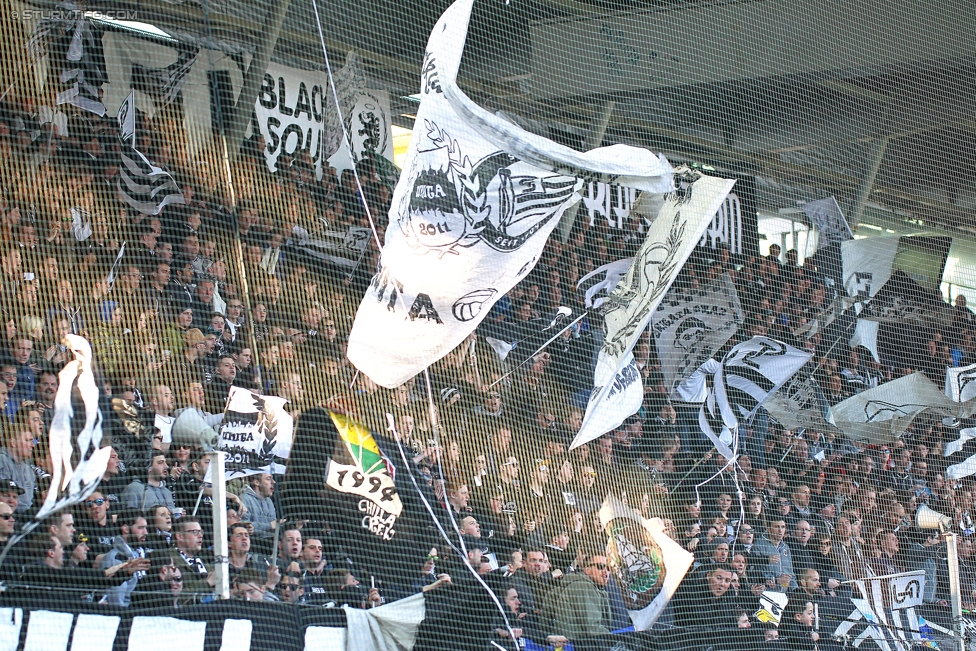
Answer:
[25, 0, 976, 235]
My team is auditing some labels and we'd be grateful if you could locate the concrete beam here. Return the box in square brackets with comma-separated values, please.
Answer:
[529, 0, 976, 101]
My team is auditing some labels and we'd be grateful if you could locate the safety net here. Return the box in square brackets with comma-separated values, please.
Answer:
[0, 1, 973, 650]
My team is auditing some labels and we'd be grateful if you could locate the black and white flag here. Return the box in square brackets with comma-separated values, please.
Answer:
[843, 235, 952, 362]
[831, 373, 959, 444]
[722, 337, 813, 421]
[699, 362, 739, 459]
[571, 175, 735, 449]
[803, 196, 852, 251]
[217, 387, 294, 480]
[764, 378, 836, 433]
[652, 273, 743, 391]
[576, 257, 632, 309]
[701, 337, 812, 459]
[831, 571, 935, 651]
[132, 44, 199, 106]
[37, 335, 113, 520]
[347, 0, 674, 389]
[946, 362, 976, 403]
[117, 92, 185, 215]
[858, 270, 954, 326]
[28, 2, 107, 116]
[944, 428, 976, 480]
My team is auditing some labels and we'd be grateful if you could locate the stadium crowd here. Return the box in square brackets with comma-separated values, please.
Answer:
[0, 92, 974, 651]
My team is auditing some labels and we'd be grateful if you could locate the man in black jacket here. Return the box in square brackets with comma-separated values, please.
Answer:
[671, 564, 740, 629]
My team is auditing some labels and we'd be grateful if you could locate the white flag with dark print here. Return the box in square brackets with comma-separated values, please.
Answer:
[37, 335, 113, 520]
[599, 496, 694, 631]
[946, 362, 976, 404]
[571, 351, 644, 450]
[576, 257, 632, 309]
[217, 387, 294, 480]
[571, 176, 736, 449]
[803, 196, 852, 250]
[699, 337, 812, 459]
[699, 362, 739, 459]
[722, 336, 813, 421]
[652, 273, 743, 392]
[831, 373, 960, 444]
[347, 0, 674, 388]
[944, 428, 976, 480]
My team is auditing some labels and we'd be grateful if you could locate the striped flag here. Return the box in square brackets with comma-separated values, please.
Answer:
[116, 92, 185, 215]
[132, 45, 199, 106]
[944, 428, 976, 480]
[701, 337, 812, 459]
[699, 362, 738, 459]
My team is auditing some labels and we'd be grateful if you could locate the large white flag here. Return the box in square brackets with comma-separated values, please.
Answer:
[652, 273, 743, 392]
[599, 496, 694, 631]
[217, 387, 294, 480]
[830, 373, 959, 444]
[347, 0, 674, 388]
[570, 175, 735, 449]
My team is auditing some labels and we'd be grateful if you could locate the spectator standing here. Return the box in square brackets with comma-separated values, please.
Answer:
[240, 473, 280, 547]
[0, 425, 35, 512]
[101, 511, 151, 606]
[121, 451, 176, 512]
[548, 551, 612, 640]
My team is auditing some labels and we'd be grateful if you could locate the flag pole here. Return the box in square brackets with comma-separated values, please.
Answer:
[946, 531, 966, 651]
[211, 450, 230, 599]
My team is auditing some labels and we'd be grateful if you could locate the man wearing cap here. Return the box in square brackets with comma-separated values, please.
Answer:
[0, 425, 35, 513]
[0, 502, 17, 579]
[0, 479, 24, 516]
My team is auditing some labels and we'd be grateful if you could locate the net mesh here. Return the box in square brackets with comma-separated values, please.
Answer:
[0, 0, 973, 650]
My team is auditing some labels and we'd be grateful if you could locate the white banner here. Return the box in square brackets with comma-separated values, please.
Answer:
[599, 496, 694, 631]
[652, 273, 742, 392]
[346, 0, 674, 389]
[571, 175, 735, 448]
[217, 387, 294, 480]
[255, 60, 391, 180]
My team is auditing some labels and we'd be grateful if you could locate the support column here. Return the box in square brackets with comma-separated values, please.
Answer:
[850, 136, 889, 229]
[224, 0, 292, 164]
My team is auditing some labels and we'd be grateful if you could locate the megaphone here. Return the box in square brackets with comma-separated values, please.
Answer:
[916, 504, 952, 531]
[172, 409, 220, 450]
